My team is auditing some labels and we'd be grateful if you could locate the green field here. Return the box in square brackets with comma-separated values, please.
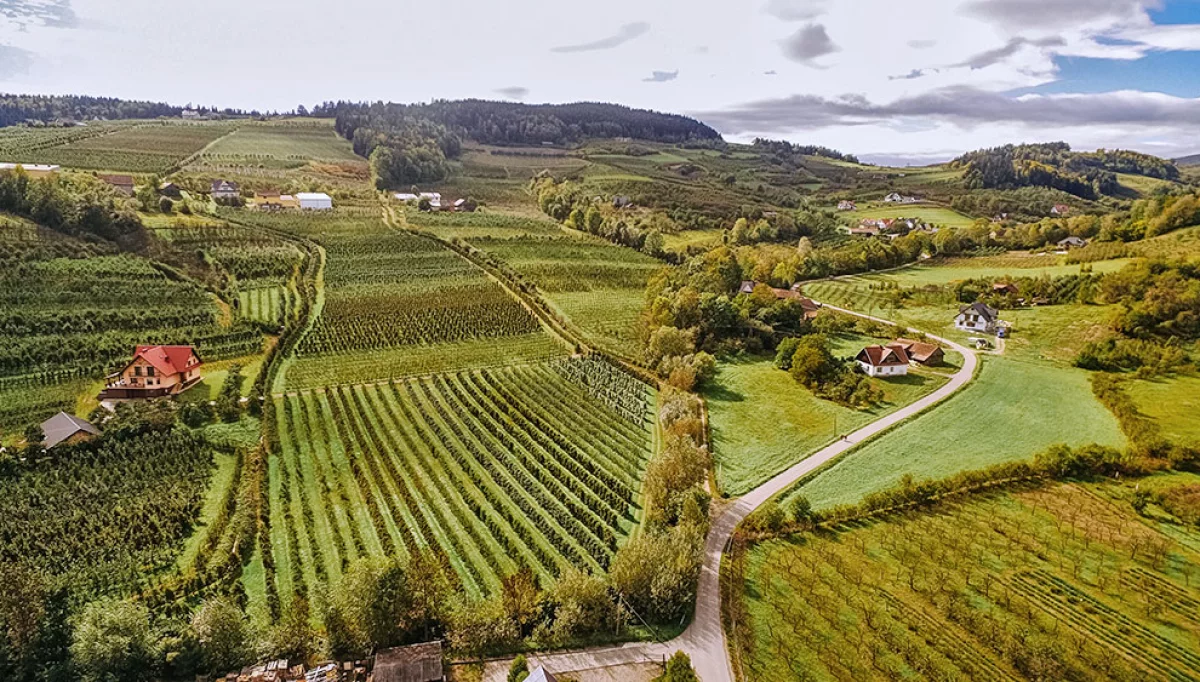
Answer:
[784, 356, 1125, 511]
[470, 235, 663, 357]
[729, 478, 1200, 682]
[704, 344, 948, 496]
[200, 121, 361, 163]
[260, 359, 653, 618]
[854, 204, 977, 228]
[1127, 372, 1200, 445]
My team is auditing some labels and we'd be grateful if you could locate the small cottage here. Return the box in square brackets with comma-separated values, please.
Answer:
[100, 345, 202, 400]
[159, 181, 182, 198]
[837, 200, 857, 211]
[1051, 204, 1071, 216]
[955, 302, 1001, 334]
[99, 174, 135, 195]
[40, 412, 99, 449]
[856, 345, 910, 377]
[211, 179, 240, 200]
[1057, 236, 1087, 249]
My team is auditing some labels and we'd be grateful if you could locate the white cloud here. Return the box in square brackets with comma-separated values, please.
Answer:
[0, 0, 1196, 158]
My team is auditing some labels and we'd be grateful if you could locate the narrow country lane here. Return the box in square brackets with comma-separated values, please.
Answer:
[505, 304, 979, 682]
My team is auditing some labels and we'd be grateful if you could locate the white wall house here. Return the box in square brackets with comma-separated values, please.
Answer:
[955, 302, 1000, 333]
[297, 192, 333, 210]
[856, 346, 910, 377]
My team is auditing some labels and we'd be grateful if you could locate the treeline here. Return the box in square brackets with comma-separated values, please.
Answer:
[952, 142, 1179, 199]
[0, 170, 145, 248]
[0, 93, 261, 127]
[319, 99, 720, 147]
[751, 138, 860, 164]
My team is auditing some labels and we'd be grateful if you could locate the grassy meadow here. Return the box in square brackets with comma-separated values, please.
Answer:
[853, 204, 977, 229]
[783, 356, 1124, 511]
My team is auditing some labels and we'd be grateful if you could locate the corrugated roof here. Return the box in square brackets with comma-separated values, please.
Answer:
[373, 642, 443, 682]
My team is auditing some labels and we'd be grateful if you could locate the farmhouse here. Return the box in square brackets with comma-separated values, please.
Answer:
[211, 179, 240, 200]
[856, 345, 910, 377]
[888, 338, 944, 366]
[372, 641, 444, 682]
[298, 192, 333, 210]
[955, 302, 1002, 334]
[40, 412, 100, 449]
[1057, 236, 1088, 249]
[99, 345, 202, 400]
[0, 162, 60, 178]
[181, 109, 203, 120]
[837, 200, 857, 211]
[739, 281, 823, 318]
[884, 193, 921, 204]
[1051, 204, 1071, 216]
[99, 174, 135, 195]
[158, 181, 182, 198]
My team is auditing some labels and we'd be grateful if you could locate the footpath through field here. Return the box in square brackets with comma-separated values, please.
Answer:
[509, 304, 979, 682]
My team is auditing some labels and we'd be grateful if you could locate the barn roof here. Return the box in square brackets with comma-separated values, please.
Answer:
[41, 412, 99, 449]
[889, 338, 942, 363]
[857, 345, 909, 367]
[99, 174, 134, 186]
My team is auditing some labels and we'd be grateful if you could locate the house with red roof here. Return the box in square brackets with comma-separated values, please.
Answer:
[99, 345, 203, 400]
[856, 345, 910, 378]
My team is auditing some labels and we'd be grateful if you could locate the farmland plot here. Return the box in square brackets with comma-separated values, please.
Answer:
[199, 121, 361, 164]
[261, 358, 654, 617]
[470, 235, 663, 357]
[19, 122, 235, 173]
[729, 481, 1200, 682]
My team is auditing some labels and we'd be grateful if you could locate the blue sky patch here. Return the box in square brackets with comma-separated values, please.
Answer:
[1148, 0, 1200, 25]
[1023, 52, 1200, 98]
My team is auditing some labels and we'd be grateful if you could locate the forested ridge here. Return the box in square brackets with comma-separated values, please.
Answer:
[0, 94, 261, 127]
[952, 142, 1180, 199]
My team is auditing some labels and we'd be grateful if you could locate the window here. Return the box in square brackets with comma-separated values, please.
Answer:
[134, 366, 142, 377]
[147, 367, 155, 377]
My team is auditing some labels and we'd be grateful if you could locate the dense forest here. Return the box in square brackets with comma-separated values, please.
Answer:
[952, 142, 1179, 199]
[319, 99, 720, 147]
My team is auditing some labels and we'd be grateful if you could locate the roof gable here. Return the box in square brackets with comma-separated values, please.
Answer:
[131, 345, 200, 376]
[857, 345, 908, 366]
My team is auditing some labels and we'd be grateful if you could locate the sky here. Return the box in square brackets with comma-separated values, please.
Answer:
[2, 0, 1200, 164]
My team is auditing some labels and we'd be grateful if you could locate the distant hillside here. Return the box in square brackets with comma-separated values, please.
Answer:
[1177, 153, 1200, 166]
[0, 93, 260, 127]
[321, 99, 722, 147]
[952, 142, 1179, 199]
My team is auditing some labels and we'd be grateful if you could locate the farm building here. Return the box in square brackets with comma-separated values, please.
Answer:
[99, 345, 202, 400]
[0, 162, 60, 178]
[883, 193, 920, 204]
[211, 179, 240, 200]
[1051, 204, 1071, 216]
[182, 109, 203, 120]
[298, 192, 333, 210]
[856, 345, 910, 377]
[158, 181, 182, 198]
[99, 174, 135, 195]
[256, 192, 299, 209]
[887, 338, 944, 366]
[955, 302, 1002, 334]
[738, 281, 821, 318]
[394, 193, 418, 201]
[371, 641, 444, 682]
[992, 282, 1019, 295]
[40, 412, 100, 449]
[837, 200, 857, 211]
[1057, 236, 1088, 249]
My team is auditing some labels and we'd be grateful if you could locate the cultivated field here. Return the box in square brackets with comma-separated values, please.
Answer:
[200, 120, 361, 164]
[257, 358, 654, 617]
[784, 356, 1125, 511]
[9, 121, 236, 172]
[728, 479, 1200, 682]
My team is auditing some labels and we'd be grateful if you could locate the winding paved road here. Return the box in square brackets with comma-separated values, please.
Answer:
[509, 306, 979, 682]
